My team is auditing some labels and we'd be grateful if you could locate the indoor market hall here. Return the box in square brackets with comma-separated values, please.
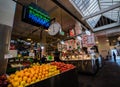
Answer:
[0, 0, 120, 87]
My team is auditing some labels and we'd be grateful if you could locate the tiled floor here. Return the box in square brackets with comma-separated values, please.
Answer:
[78, 57, 120, 87]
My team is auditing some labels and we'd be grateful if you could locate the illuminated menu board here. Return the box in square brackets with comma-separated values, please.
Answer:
[22, 3, 51, 29]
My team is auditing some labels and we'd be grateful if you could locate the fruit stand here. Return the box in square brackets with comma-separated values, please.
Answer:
[6, 57, 34, 74]
[26, 67, 78, 87]
[6, 62, 79, 87]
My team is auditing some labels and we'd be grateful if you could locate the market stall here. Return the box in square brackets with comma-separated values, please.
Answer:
[60, 50, 103, 74]
[5, 62, 79, 87]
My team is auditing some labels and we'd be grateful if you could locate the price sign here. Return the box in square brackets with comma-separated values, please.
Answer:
[82, 33, 95, 47]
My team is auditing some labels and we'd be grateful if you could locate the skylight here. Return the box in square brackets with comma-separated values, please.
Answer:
[69, 0, 101, 28]
[69, 0, 120, 29]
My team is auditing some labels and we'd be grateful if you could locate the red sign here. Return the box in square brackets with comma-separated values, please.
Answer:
[69, 29, 75, 36]
[82, 33, 95, 47]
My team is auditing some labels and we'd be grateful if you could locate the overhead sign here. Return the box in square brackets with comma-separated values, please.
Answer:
[82, 33, 95, 47]
[22, 3, 51, 29]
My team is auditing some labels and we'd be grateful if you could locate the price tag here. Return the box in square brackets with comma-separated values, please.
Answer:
[20, 59, 23, 61]
[16, 59, 19, 62]
[9, 59, 14, 62]
[4, 54, 13, 59]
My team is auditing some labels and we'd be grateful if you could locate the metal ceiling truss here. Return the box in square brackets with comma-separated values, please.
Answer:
[52, 0, 90, 31]
[82, 3, 120, 20]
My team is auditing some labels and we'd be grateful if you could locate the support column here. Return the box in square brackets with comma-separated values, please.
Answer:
[0, 25, 12, 75]
[0, 0, 16, 75]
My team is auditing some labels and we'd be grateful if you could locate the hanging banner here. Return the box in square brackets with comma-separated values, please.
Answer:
[82, 33, 95, 47]
[75, 21, 82, 35]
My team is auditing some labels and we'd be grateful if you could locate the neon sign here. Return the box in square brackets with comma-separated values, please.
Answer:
[22, 3, 51, 29]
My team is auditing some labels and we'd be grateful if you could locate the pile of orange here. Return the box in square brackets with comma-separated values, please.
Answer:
[7, 64, 60, 87]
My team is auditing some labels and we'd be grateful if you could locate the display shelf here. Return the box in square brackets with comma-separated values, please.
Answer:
[26, 67, 79, 87]
[6, 57, 33, 74]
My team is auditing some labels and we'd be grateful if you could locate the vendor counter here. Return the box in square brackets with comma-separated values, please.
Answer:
[61, 56, 103, 74]
[26, 67, 79, 87]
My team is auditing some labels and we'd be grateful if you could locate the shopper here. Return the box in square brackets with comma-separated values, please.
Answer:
[112, 47, 118, 62]
[54, 49, 61, 62]
[41, 55, 47, 63]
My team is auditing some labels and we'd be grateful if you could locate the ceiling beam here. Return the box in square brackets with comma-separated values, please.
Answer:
[48, 6, 58, 14]
[82, 3, 120, 20]
[93, 23, 120, 32]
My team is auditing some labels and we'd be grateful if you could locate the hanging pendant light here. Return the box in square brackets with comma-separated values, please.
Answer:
[85, 29, 91, 35]
[77, 36, 82, 40]
[60, 40, 65, 44]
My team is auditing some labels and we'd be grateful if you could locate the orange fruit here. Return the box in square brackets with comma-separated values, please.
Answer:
[38, 76, 41, 79]
[35, 70, 39, 74]
[18, 85, 24, 87]
[26, 78, 31, 84]
[20, 81, 26, 86]
[29, 74, 33, 78]
[23, 76, 27, 81]
[25, 72, 30, 77]
[15, 71, 19, 74]
[32, 77, 36, 81]
[14, 76, 19, 81]
[10, 74, 15, 79]
[18, 77, 22, 82]
[34, 74, 38, 78]
[12, 81, 19, 87]
[45, 74, 48, 77]
[41, 75, 44, 78]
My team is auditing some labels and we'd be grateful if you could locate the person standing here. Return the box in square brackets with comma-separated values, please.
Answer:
[112, 47, 118, 62]
[54, 49, 61, 62]
[41, 55, 47, 63]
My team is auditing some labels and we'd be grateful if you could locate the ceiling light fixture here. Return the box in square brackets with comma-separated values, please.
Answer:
[41, 46, 44, 49]
[96, 41, 99, 44]
[77, 36, 82, 40]
[85, 30, 91, 35]
[27, 38, 31, 41]
[60, 41, 65, 44]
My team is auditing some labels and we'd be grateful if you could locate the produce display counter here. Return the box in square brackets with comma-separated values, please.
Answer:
[26, 67, 79, 87]
[7, 57, 33, 74]
[6, 62, 78, 87]
[62, 56, 103, 74]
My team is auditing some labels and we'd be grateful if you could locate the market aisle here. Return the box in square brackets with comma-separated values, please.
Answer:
[78, 59, 120, 87]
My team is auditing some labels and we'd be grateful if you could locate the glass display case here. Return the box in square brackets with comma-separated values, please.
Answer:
[60, 50, 103, 74]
